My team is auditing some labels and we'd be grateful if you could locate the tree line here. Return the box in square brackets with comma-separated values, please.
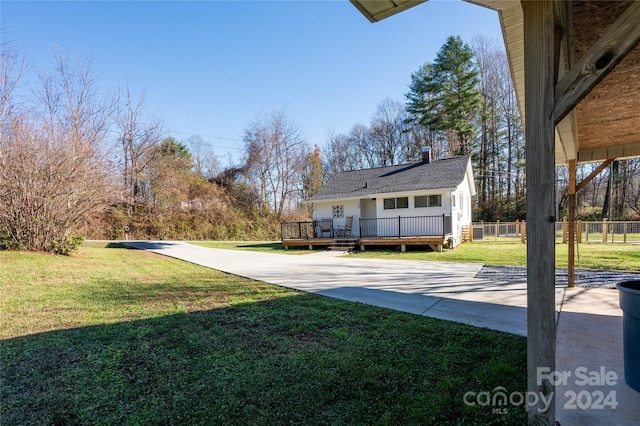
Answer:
[2, 36, 639, 253]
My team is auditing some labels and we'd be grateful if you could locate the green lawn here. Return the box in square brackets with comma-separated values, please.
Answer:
[1, 244, 526, 425]
[349, 241, 640, 271]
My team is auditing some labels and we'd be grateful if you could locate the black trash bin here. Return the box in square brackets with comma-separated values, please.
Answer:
[617, 280, 640, 392]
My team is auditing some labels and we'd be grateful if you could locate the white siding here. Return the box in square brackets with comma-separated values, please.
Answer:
[311, 199, 361, 236]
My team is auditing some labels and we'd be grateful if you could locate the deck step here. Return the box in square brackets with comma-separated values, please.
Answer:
[329, 239, 356, 252]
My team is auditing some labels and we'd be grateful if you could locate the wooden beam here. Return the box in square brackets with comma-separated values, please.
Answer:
[554, 2, 640, 124]
[575, 159, 613, 193]
[523, 1, 556, 424]
[554, 0, 574, 74]
[553, 0, 572, 83]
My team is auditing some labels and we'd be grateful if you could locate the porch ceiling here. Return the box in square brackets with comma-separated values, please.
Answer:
[350, 0, 640, 165]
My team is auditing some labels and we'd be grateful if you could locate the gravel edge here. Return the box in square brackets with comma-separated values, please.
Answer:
[475, 266, 640, 289]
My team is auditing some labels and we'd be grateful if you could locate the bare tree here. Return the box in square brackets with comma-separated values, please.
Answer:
[323, 101, 415, 181]
[0, 38, 24, 131]
[349, 123, 376, 169]
[322, 129, 364, 179]
[187, 135, 220, 180]
[472, 36, 525, 220]
[115, 83, 164, 215]
[626, 159, 640, 217]
[0, 50, 112, 253]
[242, 109, 307, 218]
[368, 98, 412, 166]
[611, 159, 640, 219]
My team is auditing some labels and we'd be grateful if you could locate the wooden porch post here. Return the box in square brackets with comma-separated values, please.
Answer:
[568, 159, 577, 287]
[523, 1, 556, 424]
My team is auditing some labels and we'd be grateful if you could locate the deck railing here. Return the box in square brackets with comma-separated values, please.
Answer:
[281, 220, 319, 240]
[281, 215, 452, 240]
[360, 215, 451, 238]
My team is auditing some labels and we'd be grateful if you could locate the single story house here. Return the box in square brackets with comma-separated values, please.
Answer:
[283, 148, 476, 251]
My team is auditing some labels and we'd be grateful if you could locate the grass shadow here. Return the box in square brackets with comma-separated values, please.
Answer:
[237, 242, 285, 250]
[236, 242, 315, 253]
[105, 242, 131, 249]
[2, 294, 526, 426]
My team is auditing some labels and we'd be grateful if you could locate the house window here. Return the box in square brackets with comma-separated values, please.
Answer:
[415, 196, 428, 208]
[452, 194, 457, 208]
[332, 205, 344, 218]
[415, 194, 442, 208]
[383, 197, 408, 210]
[383, 198, 395, 210]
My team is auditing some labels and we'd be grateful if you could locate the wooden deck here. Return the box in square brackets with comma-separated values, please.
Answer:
[282, 235, 451, 252]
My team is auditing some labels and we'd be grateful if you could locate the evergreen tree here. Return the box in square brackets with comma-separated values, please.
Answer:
[405, 36, 481, 156]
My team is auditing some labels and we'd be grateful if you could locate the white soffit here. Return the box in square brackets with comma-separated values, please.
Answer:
[350, 0, 427, 23]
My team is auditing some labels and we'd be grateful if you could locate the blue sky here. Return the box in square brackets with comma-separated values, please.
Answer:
[2, 0, 503, 164]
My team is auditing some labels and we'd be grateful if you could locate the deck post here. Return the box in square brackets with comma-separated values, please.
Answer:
[568, 160, 577, 287]
[523, 1, 556, 424]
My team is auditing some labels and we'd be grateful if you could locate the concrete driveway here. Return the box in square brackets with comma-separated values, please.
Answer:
[123, 241, 562, 336]
[122, 241, 639, 425]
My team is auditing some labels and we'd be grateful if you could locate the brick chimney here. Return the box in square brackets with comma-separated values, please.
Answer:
[421, 146, 431, 163]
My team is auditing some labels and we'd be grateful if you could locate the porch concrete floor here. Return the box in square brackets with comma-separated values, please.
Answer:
[124, 241, 639, 425]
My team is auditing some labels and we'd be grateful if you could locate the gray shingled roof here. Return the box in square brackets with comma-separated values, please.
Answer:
[308, 155, 471, 202]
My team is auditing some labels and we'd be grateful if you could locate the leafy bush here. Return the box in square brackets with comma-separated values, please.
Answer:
[51, 235, 85, 255]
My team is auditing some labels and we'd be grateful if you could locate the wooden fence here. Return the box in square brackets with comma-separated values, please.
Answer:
[464, 220, 640, 244]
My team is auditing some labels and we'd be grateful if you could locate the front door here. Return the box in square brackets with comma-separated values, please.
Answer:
[360, 198, 377, 237]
